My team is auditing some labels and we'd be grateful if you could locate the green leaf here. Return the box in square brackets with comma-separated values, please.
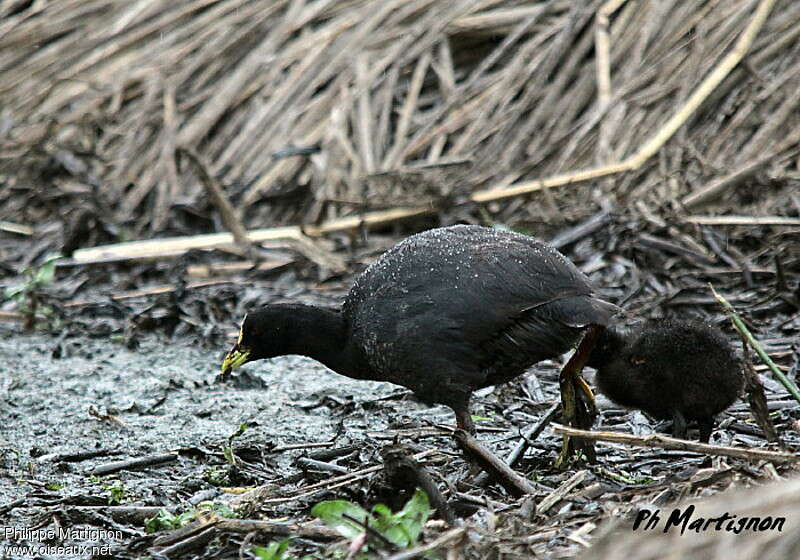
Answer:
[312, 491, 432, 550]
[371, 504, 392, 517]
[387, 489, 431, 547]
[33, 258, 56, 285]
[252, 538, 292, 560]
[310, 500, 371, 540]
[4, 284, 25, 300]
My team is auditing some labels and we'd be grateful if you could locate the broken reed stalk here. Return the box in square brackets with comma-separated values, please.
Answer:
[551, 424, 799, 464]
[685, 215, 800, 226]
[710, 284, 800, 405]
[738, 330, 781, 444]
[177, 146, 251, 250]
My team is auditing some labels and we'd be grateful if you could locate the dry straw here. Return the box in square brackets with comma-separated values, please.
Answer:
[2, 0, 799, 237]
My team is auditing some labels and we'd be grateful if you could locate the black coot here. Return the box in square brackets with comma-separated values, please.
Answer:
[222, 225, 618, 432]
[587, 318, 743, 442]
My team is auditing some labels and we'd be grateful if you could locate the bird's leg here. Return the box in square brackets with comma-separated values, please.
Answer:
[452, 393, 476, 434]
[556, 325, 603, 468]
[671, 410, 688, 439]
[455, 408, 475, 434]
[697, 416, 714, 443]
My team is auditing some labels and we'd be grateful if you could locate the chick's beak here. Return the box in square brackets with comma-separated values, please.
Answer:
[221, 344, 251, 377]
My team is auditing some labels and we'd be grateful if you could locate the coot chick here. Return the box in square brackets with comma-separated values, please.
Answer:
[587, 318, 743, 442]
[222, 225, 618, 432]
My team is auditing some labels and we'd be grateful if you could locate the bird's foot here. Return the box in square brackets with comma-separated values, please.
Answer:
[556, 327, 603, 468]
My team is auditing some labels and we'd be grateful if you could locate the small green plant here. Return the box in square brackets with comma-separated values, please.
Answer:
[196, 501, 238, 519]
[223, 422, 249, 465]
[144, 502, 239, 534]
[252, 538, 292, 560]
[145, 509, 197, 533]
[311, 489, 431, 552]
[104, 481, 127, 504]
[45, 482, 65, 491]
[4, 254, 59, 331]
[109, 333, 126, 344]
[203, 465, 230, 486]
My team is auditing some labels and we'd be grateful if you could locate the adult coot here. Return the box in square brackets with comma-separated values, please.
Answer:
[587, 318, 743, 442]
[222, 225, 618, 432]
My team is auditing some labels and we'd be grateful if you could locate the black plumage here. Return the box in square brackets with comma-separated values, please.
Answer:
[587, 318, 743, 442]
[222, 225, 618, 432]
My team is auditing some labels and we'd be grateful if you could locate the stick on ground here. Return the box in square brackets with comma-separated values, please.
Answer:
[551, 424, 799, 464]
[453, 429, 536, 497]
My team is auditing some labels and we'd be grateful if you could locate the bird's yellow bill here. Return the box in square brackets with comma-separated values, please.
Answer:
[221, 345, 250, 376]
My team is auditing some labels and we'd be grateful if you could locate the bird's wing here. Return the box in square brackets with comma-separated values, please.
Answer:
[345, 228, 617, 375]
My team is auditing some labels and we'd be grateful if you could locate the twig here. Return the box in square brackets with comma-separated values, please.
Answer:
[384, 527, 466, 560]
[549, 210, 613, 250]
[738, 331, 781, 444]
[507, 402, 560, 468]
[538, 470, 587, 514]
[453, 429, 536, 497]
[153, 518, 218, 547]
[248, 449, 440, 506]
[215, 518, 338, 540]
[0, 311, 33, 323]
[595, 0, 627, 111]
[66, 505, 172, 523]
[177, 146, 251, 249]
[64, 207, 431, 264]
[685, 215, 800, 226]
[155, 527, 217, 557]
[64, 279, 233, 307]
[87, 404, 133, 431]
[341, 512, 398, 550]
[271, 441, 336, 453]
[711, 285, 800, 405]
[37, 448, 118, 463]
[551, 424, 799, 464]
[381, 444, 455, 525]
[185, 259, 293, 278]
[295, 457, 349, 475]
[0, 220, 34, 235]
[88, 453, 178, 475]
[0, 499, 25, 516]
